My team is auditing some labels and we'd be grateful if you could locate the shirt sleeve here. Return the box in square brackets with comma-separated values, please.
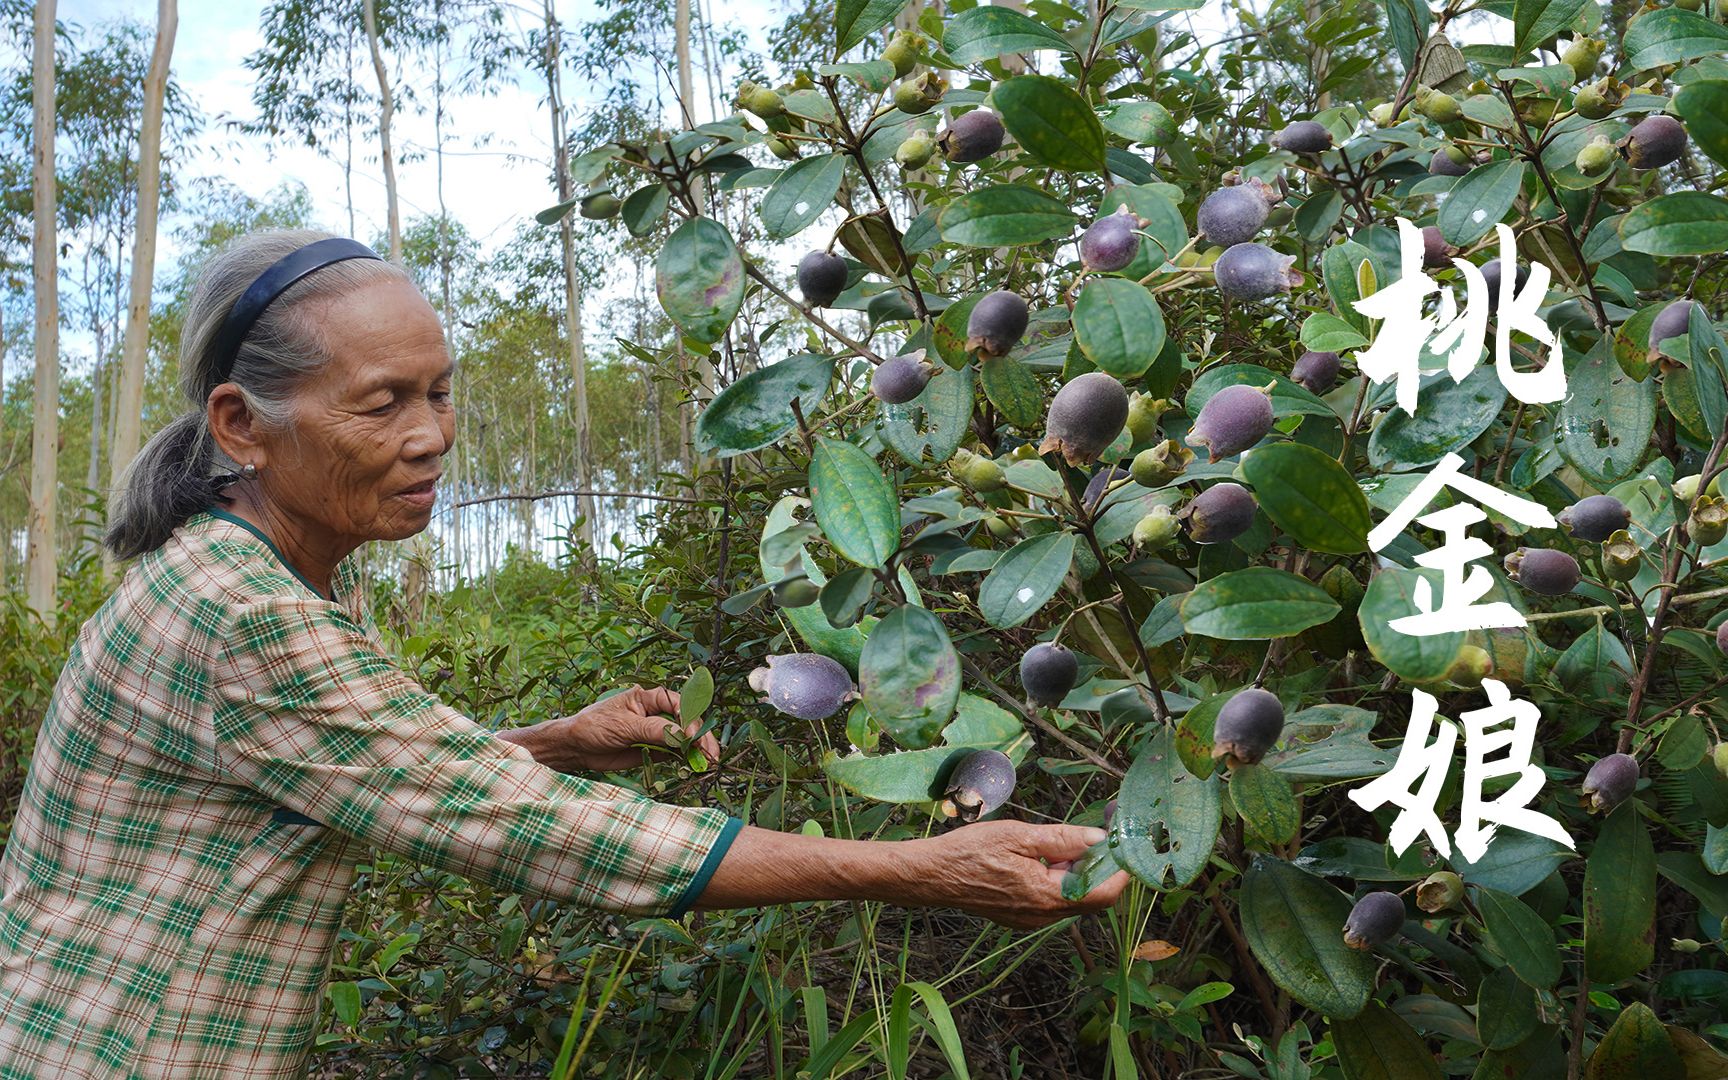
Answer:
[211, 593, 742, 917]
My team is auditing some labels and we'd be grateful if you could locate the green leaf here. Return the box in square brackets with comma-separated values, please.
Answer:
[1675, 81, 1728, 171]
[991, 74, 1106, 172]
[1619, 192, 1728, 257]
[880, 364, 975, 467]
[1073, 278, 1168, 378]
[1231, 763, 1299, 847]
[1584, 802, 1656, 986]
[680, 666, 715, 724]
[818, 59, 897, 93]
[1513, 0, 1588, 56]
[696, 353, 833, 456]
[1100, 101, 1177, 146]
[655, 216, 744, 345]
[834, 0, 908, 54]
[820, 566, 876, 629]
[1187, 362, 1335, 419]
[1097, 184, 1189, 277]
[1300, 312, 1369, 353]
[979, 531, 1077, 628]
[1558, 334, 1656, 489]
[942, 5, 1076, 65]
[1475, 965, 1539, 1051]
[1449, 829, 1572, 896]
[1110, 728, 1222, 891]
[1623, 8, 1728, 70]
[621, 183, 670, 237]
[762, 497, 869, 674]
[760, 154, 848, 239]
[890, 983, 972, 1080]
[938, 184, 1078, 247]
[1553, 619, 1633, 699]
[1584, 1003, 1684, 1079]
[1331, 1001, 1443, 1080]
[979, 355, 1044, 427]
[838, 212, 910, 277]
[859, 605, 961, 749]
[1383, 0, 1429, 69]
[823, 693, 1029, 801]
[1689, 297, 1728, 442]
[1437, 160, 1526, 247]
[1262, 705, 1395, 782]
[1180, 567, 1340, 641]
[1240, 443, 1371, 554]
[1359, 567, 1466, 682]
[1239, 855, 1375, 1019]
[1475, 885, 1562, 989]
[328, 981, 362, 1026]
[1368, 367, 1508, 471]
[809, 437, 900, 568]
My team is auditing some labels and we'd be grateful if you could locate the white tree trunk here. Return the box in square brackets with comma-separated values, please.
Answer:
[362, 0, 401, 263]
[109, 0, 178, 560]
[28, 0, 60, 619]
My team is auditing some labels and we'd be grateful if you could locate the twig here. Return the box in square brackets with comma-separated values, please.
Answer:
[959, 654, 1125, 778]
[743, 261, 886, 364]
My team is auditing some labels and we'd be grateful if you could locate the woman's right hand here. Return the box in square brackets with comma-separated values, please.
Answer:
[908, 820, 1130, 930]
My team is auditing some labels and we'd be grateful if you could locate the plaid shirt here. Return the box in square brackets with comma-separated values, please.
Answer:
[0, 509, 740, 1079]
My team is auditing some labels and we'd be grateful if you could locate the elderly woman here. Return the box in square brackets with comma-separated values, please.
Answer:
[0, 231, 1126, 1077]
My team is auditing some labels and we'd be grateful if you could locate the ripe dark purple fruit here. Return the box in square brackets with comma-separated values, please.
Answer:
[1343, 891, 1406, 950]
[1271, 120, 1332, 154]
[1214, 243, 1300, 301]
[1480, 258, 1530, 316]
[1621, 114, 1687, 170]
[1558, 494, 1631, 542]
[872, 351, 934, 404]
[1716, 620, 1728, 656]
[748, 653, 858, 720]
[939, 108, 1005, 163]
[1649, 299, 1702, 349]
[797, 251, 847, 308]
[1421, 226, 1456, 270]
[1581, 752, 1639, 812]
[1083, 465, 1132, 508]
[1020, 642, 1079, 707]
[1211, 687, 1285, 767]
[1180, 482, 1258, 544]
[1429, 148, 1471, 177]
[1504, 547, 1580, 595]
[1081, 206, 1143, 272]
[942, 748, 1017, 822]
[1188, 383, 1275, 462]
[1290, 350, 1340, 395]
[1197, 181, 1276, 248]
[965, 290, 1029, 359]
[1040, 372, 1130, 466]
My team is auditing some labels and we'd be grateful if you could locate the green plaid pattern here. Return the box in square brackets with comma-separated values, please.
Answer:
[0, 511, 737, 1078]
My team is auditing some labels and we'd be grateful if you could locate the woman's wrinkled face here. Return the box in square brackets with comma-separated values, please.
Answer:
[258, 279, 455, 545]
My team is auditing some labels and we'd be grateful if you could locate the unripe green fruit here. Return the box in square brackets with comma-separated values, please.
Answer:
[1581, 752, 1639, 812]
[796, 250, 847, 307]
[746, 86, 786, 119]
[1602, 529, 1643, 582]
[1505, 547, 1580, 595]
[1559, 494, 1631, 542]
[1574, 78, 1627, 120]
[966, 290, 1029, 358]
[1214, 243, 1300, 301]
[1370, 100, 1412, 126]
[883, 36, 918, 78]
[412, 1003, 438, 1017]
[894, 80, 932, 115]
[1689, 495, 1728, 547]
[939, 109, 1005, 162]
[941, 748, 1017, 821]
[894, 130, 936, 170]
[872, 351, 934, 404]
[1080, 205, 1145, 272]
[1443, 644, 1494, 688]
[1126, 392, 1167, 444]
[1675, 474, 1702, 502]
[1020, 642, 1079, 706]
[1677, 0, 1702, 10]
[1561, 38, 1605, 84]
[1040, 372, 1130, 466]
[1714, 740, 1728, 778]
[1292, 352, 1340, 393]
[1429, 147, 1472, 177]
[772, 577, 821, 608]
[579, 192, 622, 219]
[1576, 135, 1616, 177]
[1180, 482, 1258, 544]
[1212, 687, 1284, 767]
[983, 513, 1013, 539]
[1133, 505, 1179, 550]
[748, 653, 857, 720]
[1131, 439, 1194, 487]
[1415, 86, 1463, 124]
[1622, 114, 1688, 170]
[1270, 119, 1332, 154]
[949, 447, 1007, 493]
[1343, 891, 1406, 950]
[1187, 382, 1275, 462]
[1197, 180, 1277, 248]
[1416, 871, 1465, 913]
[767, 137, 799, 161]
[1650, 299, 1702, 349]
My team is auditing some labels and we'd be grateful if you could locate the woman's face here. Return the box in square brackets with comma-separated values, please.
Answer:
[257, 278, 455, 545]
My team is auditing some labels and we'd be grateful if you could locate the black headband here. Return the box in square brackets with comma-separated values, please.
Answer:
[210, 237, 384, 384]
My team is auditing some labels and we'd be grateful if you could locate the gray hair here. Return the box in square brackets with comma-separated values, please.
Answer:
[105, 228, 413, 560]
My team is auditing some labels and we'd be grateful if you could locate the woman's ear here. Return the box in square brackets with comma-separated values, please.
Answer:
[208, 385, 266, 470]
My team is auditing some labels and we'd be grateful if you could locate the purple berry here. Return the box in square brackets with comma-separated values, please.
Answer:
[1581, 752, 1639, 812]
[1271, 120, 1332, 154]
[1343, 891, 1406, 950]
[1198, 182, 1275, 248]
[797, 251, 847, 307]
[1622, 114, 1687, 170]
[748, 653, 857, 720]
[942, 748, 1018, 822]
[872, 352, 933, 404]
[1211, 687, 1284, 766]
[1180, 482, 1258, 544]
[1188, 383, 1274, 462]
[1290, 350, 1340, 395]
[1020, 642, 1079, 706]
[1081, 206, 1142, 272]
[1504, 547, 1580, 595]
[1214, 243, 1300, 301]
[965, 290, 1029, 359]
[1558, 494, 1631, 542]
[939, 109, 1005, 163]
[1649, 299, 1702, 349]
[1040, 372, 1130, 466]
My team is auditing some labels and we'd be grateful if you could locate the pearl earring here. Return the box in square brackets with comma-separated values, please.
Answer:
[241, 463, 257, 480]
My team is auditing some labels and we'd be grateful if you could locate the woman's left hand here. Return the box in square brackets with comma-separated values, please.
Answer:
[500, 687, 721, 773]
